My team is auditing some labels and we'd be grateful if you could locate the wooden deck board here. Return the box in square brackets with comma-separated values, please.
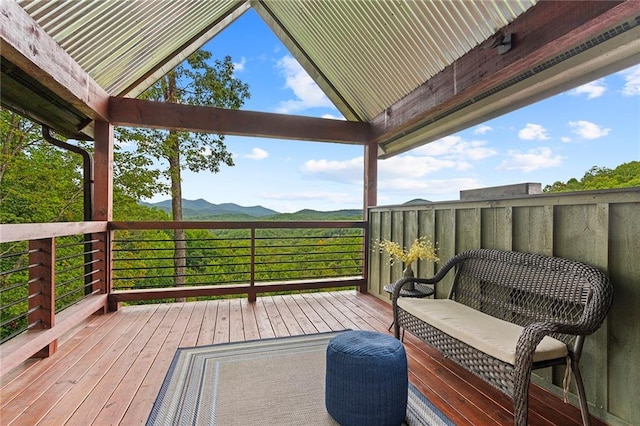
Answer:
[0, 291, 606, 426]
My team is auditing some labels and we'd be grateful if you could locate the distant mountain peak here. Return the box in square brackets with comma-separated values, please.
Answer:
[142, 199, 279, 218]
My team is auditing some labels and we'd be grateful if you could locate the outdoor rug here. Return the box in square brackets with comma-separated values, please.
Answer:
[147, 331, 454, 426]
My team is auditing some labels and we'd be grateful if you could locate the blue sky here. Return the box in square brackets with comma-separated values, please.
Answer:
[145, 9, 640, 213]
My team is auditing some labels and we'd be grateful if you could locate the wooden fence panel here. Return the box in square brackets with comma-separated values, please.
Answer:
[368, 188, 640, 425]
[481, 207, 513, 250]
[606, 202, 640, 424]
[435, 209, 456, 298]
[554, 203, 610, 413]
[417, 209, 436, 278]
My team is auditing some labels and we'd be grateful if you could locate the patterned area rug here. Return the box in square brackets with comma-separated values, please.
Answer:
[147, 332, 453, 426]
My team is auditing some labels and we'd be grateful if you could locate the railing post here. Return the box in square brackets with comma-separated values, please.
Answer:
[92, 230, 111, 313]
[28, 238, 57, 358]
[361, 222, 369, 294]
[248, 228, 257, 302]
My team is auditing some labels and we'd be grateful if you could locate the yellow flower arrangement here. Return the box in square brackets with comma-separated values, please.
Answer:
[375, 237, 439, 265]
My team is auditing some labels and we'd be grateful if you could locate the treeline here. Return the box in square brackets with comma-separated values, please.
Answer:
[544, 162, 640, 192]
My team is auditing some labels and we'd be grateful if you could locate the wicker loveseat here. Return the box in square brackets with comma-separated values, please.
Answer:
[392, 249, 613, 426]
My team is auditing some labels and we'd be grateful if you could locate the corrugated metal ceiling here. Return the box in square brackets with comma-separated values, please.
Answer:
[258, 0, 536, 120]
[18, 0, 247, 95]
[16, 0, 536, 121]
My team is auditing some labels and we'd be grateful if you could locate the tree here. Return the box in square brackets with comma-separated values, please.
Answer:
[116, 51, 250, 289]
[544, 162, 640, 193]
[1, 109, 84, 223]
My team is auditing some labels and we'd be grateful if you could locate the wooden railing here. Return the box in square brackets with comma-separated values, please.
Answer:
[108, 221, 367, 306]
[0, 220, 367, 373]
[0, 222, 109, 374]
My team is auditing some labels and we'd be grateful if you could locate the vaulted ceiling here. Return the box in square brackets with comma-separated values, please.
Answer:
[2, 1, 639, 157]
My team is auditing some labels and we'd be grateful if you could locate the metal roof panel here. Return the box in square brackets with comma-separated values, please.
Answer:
[261, 0, 537, 120]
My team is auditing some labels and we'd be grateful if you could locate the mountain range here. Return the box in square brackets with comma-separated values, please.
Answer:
[141, 199, 362, 220]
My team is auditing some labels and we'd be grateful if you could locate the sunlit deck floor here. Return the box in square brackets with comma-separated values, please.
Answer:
[1, 290, 605, 425]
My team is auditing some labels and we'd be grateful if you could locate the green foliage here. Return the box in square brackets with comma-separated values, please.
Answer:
[544, 161, 640, 193]
[0, 108, 172, 339]
[1, 110, 84, 223]
[115, 51, 250, 216]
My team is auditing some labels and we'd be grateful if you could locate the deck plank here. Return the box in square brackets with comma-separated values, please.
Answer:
[289, 293, 333, 333]
[196, 300, 218, 345]
[0, 309, 116, 409]
[228, 298, 245, 342]
[90, 304, 172, 426]
[213, 299, 230, 344]
[63, 304, 179, 426]
[260, 296, 290, 337]
[179, 300, 208, 347]
[0, 291, 606, 426]
[118, 304, 192, 424]
[273, 295, 305, 335]
[281, 295, 319, 334]
[240, 298, 261, 340]
[252, 297, 276, 339]
[1, 308, 144, 423]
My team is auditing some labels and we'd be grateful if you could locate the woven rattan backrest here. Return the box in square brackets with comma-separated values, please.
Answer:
[448, 250, 612, 346]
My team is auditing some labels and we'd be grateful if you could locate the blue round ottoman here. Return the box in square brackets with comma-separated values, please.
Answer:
[325, 330, 408, 426]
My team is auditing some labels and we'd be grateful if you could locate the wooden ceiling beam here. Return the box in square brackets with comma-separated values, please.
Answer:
[0, 0, 109, 121]
[109, 97, 371, 144]
[370, 0, 639, 153]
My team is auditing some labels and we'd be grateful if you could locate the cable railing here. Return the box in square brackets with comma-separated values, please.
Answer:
[0, 222, 108, 350]
[0, 244, 37, 343]
[109, 221, 367, 302]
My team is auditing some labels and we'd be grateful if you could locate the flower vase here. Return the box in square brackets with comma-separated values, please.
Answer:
[403, 263, 415, 291]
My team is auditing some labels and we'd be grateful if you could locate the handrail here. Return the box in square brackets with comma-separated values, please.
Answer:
[109, 220, 365, 230]
[0, 221, 108, 243]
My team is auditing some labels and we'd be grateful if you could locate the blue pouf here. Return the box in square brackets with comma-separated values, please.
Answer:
[325, 330, 408, 426]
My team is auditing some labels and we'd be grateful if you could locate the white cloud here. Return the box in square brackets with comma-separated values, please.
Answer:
[412, 136, 497, 161]
[301, 157, 363, 183]
[233, 57, 247, 73]
[260, 190, 360, 212]
[568, 120, 611, 139]
[497, 147, 564, 172]
[379, 155, 457, 178]
[518, 123, 550, 141]
[298, 134, 496, 201]
[474, 125, 492, 135]
[379, 177, 481, 195]
[569, 79, 606, 99]
[620, 64, 640, 96]
[561, 136, 572, 143]
[244, 147, 268, 160]
[321, 113, 346, 120]
[275, 55, 335, 113]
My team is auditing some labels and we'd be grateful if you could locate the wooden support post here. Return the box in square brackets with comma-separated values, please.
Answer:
[363, 141, 378, 217]
[93, 120, 114, 312]
[361, 141, 378, 294]
[28, 238, 57, 358]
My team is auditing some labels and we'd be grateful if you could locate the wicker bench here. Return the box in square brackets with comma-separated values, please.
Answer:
[391, 249, 613, 426]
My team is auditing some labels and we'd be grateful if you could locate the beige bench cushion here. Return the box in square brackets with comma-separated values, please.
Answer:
[397, 298, 568, 365]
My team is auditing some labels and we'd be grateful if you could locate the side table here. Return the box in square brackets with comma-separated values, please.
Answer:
[383, 282, 434, 333]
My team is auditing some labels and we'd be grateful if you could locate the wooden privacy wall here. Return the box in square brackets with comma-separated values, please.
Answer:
[368, 188, 640, 426]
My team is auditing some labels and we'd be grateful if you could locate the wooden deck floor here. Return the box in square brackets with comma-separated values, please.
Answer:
[1, 291, 605, 425]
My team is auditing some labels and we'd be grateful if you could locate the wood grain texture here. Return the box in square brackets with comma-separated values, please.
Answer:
[0, 292, 606, 426]
[109, 97, 371, 144]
